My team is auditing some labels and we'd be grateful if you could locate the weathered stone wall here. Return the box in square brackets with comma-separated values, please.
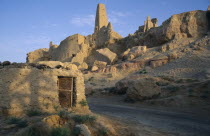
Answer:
[51, 34, 86, 62]
[0, 68, 89, 116]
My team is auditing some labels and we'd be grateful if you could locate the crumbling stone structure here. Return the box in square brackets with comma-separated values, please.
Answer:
[0, 65, 89, 116]
[94, 4, 108, 32]
[144, 16, 158, 32]
[27, 3, 122, 68]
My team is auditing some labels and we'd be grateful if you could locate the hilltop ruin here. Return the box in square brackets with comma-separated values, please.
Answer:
[27, 3, 122, 68]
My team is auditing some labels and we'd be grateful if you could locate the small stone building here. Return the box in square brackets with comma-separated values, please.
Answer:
[0, 65, 89, 116]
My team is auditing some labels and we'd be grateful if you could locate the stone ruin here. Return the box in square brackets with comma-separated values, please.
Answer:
[0, 62, 89, 116]
[27, 3, 122, 69]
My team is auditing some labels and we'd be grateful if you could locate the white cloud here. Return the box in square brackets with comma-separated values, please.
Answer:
[70, 15, 95, 27]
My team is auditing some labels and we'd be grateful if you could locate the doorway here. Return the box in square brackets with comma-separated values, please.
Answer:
[58, 76, 75, 108]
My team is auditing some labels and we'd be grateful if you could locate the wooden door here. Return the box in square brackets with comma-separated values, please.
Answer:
[58, 77, 73, 108]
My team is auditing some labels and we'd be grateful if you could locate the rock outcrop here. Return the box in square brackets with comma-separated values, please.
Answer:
[126, 78, 161, 101]
[115, 75, 161, 100]
[96, 48, 117, 64]
[144, 10, 208, 47]
[27, 48, 49, 63]
[122, 10, 208, 49]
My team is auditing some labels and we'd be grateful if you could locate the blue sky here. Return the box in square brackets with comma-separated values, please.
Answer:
[0, 0, 209, 62]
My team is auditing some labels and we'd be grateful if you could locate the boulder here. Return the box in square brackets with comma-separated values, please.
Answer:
[126, 78, 161, 101]
[75, 124, 91, 136]
[124, 46, 147, 60]
[120, 48, 130, 58]
[78, 62, 89, 70]
[96, 48, 117, 64]
[127, 54, 135, 60]
[150, 55, 169, 68]
[91, 66, 99, 72]
[93, 60, 107, 69]
[63, 63, 78, 70]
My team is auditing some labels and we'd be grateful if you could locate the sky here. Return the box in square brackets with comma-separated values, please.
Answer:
[0, 0, 209, 62]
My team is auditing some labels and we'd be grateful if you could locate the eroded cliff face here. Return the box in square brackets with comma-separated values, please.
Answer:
[144, 10, 207, 47]
[123, 10, 208, 48]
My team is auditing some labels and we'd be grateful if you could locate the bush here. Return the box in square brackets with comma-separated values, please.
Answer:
[175, 79, 184, 83]
[51, 127, 71, 136]
[72, 115, 96, 124]
[188, 89, 194, 97]
[186, 79, 199, 83]
[27, 109, 43, 117]
[98, 128, 108, 136]
[6, 117, 28, 128]
[18, 123, 50, 136]
[79, 99, 88, 107]
[156, 82, 169, 86]
[3, 61, 11, 66]
[166, 86, 180, 92]
[139, 69, 147, 74]
[6, 117, 22, 124]
[58, 110, 71, 118]
[72, 127, 81, 136]
[89, 90, 96, 96]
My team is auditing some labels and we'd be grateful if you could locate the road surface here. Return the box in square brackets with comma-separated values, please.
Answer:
[88, 97, 210, 136]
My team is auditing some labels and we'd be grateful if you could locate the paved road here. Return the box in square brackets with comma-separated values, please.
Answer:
[88, 98, 210, 136]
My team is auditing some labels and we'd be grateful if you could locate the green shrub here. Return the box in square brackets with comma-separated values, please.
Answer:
[166, 86, 180, 92]
[139, 69, 147, 74]
[72, 127, 81, 136]
[186, 79, 199, 83]
[175, 79, 184, 83]
[51, 127, 71, 136]
[89, 90, 96, 96]
[79, 99, 88, 107]
[53, 105, 59, 112]
[156, 82, 169, 86]
[6, 117, 28, 128]
[19, 124, 50, 136]
[90, 83, 97, 86]
[27, 109, 43, 117]
[98, 128, 108, 136]
[188, 89, 194, 97]
[88, 77, 94, 81]
[72, 115, 96, 124]
[58, 110, 71, 118]
[6, 117, 22, 124]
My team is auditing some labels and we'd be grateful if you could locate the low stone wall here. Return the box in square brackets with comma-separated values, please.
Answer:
[0, 67, 89, 116]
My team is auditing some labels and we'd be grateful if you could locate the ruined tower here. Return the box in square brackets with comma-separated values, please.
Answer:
[144, 16, 158, 32]
[94, 3, 109, 32]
